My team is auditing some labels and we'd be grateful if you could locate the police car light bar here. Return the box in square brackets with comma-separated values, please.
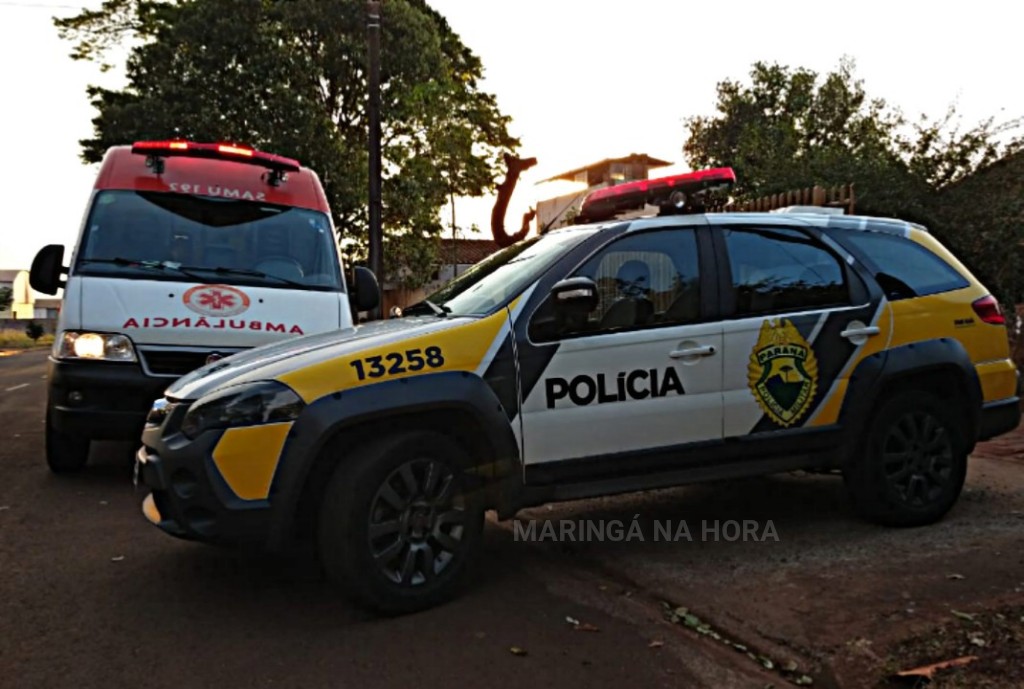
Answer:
[576, 167, 736, 223]
[130, 140, 302, 173]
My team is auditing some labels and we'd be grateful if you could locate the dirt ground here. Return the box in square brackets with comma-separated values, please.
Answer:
[2, 348, 1022, 688]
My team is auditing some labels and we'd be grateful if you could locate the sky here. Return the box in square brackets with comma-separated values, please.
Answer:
[1, 0, 1022, 273]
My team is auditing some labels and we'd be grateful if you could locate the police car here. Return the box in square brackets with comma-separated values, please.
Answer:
[136, 168, 1021, 613]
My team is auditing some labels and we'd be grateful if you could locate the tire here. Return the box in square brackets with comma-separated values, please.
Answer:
[844, 390, 968, 527]
[45, 408, 90, 474]
[317, 430, 486, 615]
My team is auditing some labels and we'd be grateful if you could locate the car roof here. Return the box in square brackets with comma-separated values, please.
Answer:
[573, 211, 927, 237]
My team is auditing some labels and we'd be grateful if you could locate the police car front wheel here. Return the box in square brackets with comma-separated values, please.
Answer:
[317, 430, 485, 615]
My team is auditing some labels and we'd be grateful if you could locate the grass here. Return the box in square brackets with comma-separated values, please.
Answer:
[0, 329, 54, 349]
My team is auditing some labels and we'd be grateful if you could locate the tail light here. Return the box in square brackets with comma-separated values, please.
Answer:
[971, 295, 1005, 325]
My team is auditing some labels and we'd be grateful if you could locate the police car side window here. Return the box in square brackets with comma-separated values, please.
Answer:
[534, 229, 702, 341]
[724, 228, 849, 317]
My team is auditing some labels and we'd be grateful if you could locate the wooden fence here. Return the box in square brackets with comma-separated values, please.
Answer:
[711, 183, 856, 215]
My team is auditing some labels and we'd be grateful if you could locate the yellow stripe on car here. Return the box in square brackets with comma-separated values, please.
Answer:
[278, 310, 510, 404]
[212, 422, 293, 500]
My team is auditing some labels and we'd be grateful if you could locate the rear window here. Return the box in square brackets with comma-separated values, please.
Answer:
[836, 230, 969, 300]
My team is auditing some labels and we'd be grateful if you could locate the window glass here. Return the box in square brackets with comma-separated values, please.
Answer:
[836, 230, 969, 299]
[535, 229, 701, 339]
[75, 190, 342, 290]
[724, 227, 849, 316]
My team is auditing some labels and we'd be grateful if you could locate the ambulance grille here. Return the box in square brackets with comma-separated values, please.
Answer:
[140, 350, 215, 377]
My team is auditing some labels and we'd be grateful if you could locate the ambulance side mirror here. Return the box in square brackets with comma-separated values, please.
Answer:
[29, 244, 66, 295]
[351, 266, 381, 313]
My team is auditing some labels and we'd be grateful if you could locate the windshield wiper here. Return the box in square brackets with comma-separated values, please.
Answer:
[173, 264, 307, 289]
[78, 258, 307, 288]
[403, 299, 450, 318]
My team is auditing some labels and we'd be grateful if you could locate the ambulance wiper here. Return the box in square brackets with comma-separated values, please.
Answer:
[177, 265, 307, 289]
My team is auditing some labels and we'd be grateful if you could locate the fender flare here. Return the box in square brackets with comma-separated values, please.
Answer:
[837, 337, 983, 457]
[265, 371, 520, 549]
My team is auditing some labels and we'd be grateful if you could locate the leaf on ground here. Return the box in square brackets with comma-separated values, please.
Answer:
[648, 640, 664, 649]
[783, 660, 799, 673]
[509, 646, 528, 657]
[947, 573, 965, 580]
[794, 675, 814, 686]
[110, 555, 125, 562]
[895, 655, 978, 679]
[951, 610, 976, 622]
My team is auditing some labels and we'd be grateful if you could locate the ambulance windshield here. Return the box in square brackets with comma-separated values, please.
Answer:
[74, 190, 343, 291]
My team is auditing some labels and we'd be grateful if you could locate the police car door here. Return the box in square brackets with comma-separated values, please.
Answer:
[517, 223, 724, 476]
[713, 218, 886, 446]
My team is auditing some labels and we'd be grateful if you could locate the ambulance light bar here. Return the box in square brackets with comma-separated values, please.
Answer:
[131, 140, 302, 173]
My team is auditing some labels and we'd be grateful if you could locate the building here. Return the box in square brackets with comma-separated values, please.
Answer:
[534, 153, 673, 232]
[0, 269, 34, 320]
[379, 237, 501, 316]
[1, 269, 61, 334]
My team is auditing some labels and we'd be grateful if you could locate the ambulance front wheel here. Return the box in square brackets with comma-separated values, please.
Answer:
[45, 408, 90, 473]
[317, 430, 486, 615]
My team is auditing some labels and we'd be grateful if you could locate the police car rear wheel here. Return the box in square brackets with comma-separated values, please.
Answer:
[317, 431, 485, 615]
[45, 408, 90, 474]
[845, 391, 967, 527]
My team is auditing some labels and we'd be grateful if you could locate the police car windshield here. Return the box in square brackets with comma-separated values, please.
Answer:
[419, 228, 597, 317]
[74, 190, 343, 291]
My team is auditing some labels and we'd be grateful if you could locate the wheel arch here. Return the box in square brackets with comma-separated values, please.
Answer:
[266, 371, 521, 549]
[838, 337, 983, 461]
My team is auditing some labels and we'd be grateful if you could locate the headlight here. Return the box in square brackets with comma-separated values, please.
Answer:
[57, 331, 137, 362]
[180, 381, 304, 439]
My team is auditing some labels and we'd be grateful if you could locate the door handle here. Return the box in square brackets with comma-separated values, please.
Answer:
[840, 326, 880, 339]
[669, 344, 716, 359]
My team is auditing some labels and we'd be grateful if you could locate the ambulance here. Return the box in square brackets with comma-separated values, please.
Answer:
[30, 140, 379, 473]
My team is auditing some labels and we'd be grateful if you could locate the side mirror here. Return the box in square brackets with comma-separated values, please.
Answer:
[528, 276, 599, 342]
[351, 266, 381, 313]
[29, 244, 66, 295]
[550, 276, 598, 311]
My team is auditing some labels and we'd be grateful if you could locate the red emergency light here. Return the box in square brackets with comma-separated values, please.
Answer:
[130, 140, 301, 173]
[576, 167, 736, 223]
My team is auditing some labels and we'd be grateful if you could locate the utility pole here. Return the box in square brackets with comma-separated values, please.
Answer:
[366, 0, 383, 319]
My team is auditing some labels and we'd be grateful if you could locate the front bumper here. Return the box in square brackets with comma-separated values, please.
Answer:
[48, 357, 170, 440]
[136, 403, 273, 546]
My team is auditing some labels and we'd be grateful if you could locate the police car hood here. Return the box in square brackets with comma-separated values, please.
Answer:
[165, 315, 467, 401]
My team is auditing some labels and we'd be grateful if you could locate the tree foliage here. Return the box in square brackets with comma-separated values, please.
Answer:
[684, 58, 1023, 303]
[0, 287, 12, 312]
[55, 0, 518, 287]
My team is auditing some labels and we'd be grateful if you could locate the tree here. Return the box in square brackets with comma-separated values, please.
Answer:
[25, 322, 44, 342]
[0, 287, 12, 313]
[684, 57, 1022, 301]
[55, 0, 519, 288]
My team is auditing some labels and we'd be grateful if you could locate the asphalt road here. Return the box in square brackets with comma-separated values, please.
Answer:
[2, 348, 1023, 689]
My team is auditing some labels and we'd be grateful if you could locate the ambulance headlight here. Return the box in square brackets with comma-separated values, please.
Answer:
[180, 381, 304, 439]
[58, 331, 137, 362]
